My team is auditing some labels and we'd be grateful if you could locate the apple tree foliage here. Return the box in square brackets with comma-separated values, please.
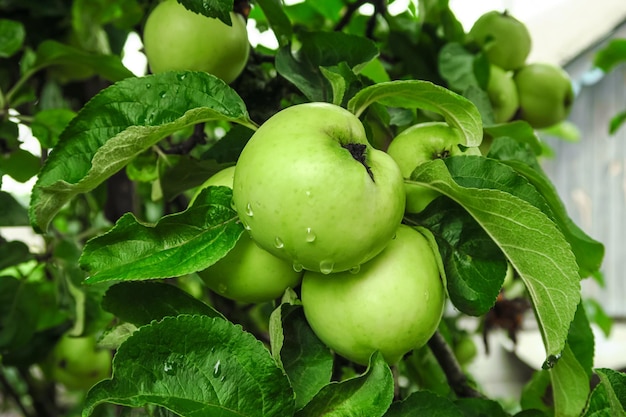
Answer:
[0, 0, 620, 416]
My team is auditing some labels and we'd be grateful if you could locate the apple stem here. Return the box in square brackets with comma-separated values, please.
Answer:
[343, 143, 375, 181]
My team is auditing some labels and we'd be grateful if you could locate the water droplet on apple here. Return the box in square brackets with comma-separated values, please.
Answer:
[424, 291, 430, 301]
[305, 190, 312, 198]
[349, 265, 361, 274]
[292, 261, 303, 272]
[217, 283, 228, 294]
[213, 360, 222, 377]
[241, 220, 251, 231]
[305, 228, 316, 242]
[177, 73, 186, 81]
[146, 83, 152, 89]
[319, 260, 334, 274]
[245, 203, 254, 217]
[159, 91, 167, 98]
[274, 237, 284, 249]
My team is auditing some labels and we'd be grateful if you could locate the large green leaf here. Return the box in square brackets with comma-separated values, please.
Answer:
[0, 19, 25, 58]
[80, 187, 243, 284]
[410, 159, 580, 358]
[593, 368, 626, 415]
[347, 80, 483, 147]
[295, 352, 394, 417]
[30, 71, 255, 232]
[549, 345, 590, 417]
[269, 302, 333, 410]
[82, 315, 296, 417]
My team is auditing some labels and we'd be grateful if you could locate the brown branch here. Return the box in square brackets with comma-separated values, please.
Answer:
[427, 330, 484, 398]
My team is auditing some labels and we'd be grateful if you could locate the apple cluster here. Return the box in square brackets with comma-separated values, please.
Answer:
[195, 102, 446, 365]
[469, 10, 575, 129]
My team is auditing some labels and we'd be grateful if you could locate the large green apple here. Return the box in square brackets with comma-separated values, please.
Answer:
[194, 166, 303, 303]
[386, 122, 481, 213]
[468, 10, 531, 71]
[301, 224, 445, 365]
[40, 334, 112, 391]
[232, 102, 406, 274]
[143, 0, 250, 83]
[514, 63, 575, 129]
[487, 64, 519, 123]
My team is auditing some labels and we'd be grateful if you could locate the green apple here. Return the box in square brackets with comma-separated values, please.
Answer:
[514, 63, 575, 129]
[386, 122, 481, 213]
[40, 334, 112, 391]
[468, 10, 531, 71]
[232, 102, 406, 274]
[487, 64, 519, 123]
[301, 224, 445, 365]
[143, 0, 250, 83]
[194, 166, 303, 303]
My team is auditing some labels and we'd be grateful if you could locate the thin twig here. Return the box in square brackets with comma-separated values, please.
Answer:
[334, 0, 369, 32]
[427, 330, 484, 398]
[0, 369, 35, 417]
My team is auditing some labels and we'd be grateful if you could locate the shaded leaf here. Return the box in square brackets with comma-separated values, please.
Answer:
[178, 0, 233, 25]
[80, 187, 243, 284]
[83, 315, 295, 417]
[609, 110, 626, 135]
[383, 388, 463, 416]
[593, 368, 626, 416]
[549, 345, 590, 417]
[594, 38, 626, 72]
[0, 191, 30, 226]
[0, 19, 25, 58]
[255, 0, 293, 46]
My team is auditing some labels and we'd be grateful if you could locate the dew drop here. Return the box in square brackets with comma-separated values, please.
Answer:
[146, 83, 152, 89]
[274, 237, 284, 249]
[159, 91, 167, 98]
[242, 221, 251, 231]
[319, 260, 334, 275]
[163, 361, 176, 375]
[213, 360, 222, 377]
[424, 291, 430, 302]
[349, 265, 361, 274]
[305, 227, 316, 243]
[292, 261, 303, 272]
[542, 353, 562, 370]
[177, 73, 186, 81]
[245, 203, 254, 217]
[305, 190, 312, 198]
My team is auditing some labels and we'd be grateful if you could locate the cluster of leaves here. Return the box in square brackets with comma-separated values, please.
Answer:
[0, 0, 622, 417]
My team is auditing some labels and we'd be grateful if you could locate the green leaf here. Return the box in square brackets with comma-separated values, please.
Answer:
[383, 390, 463, 416]
[0, 276, 40, 353]
[157, 155, 228, 202]
[30, 108, 77, 148]
[80, 187, 243, 284]
[0, 239, 33, 269]
[410, 158, 580, 359]
[0, 191, 29, 226]
[593, 368, 626, 416]
[455, 398, 509, 417]
[489, 137, 605, 278]
[29, 71, 255, 232]
[347, 80, 483, 147]
[269, 303, 333, 410]
[594, 38, 626, 72]
[483, 120, 543, 155]
[255, 0, 293, 46]
[549, 345, 590, 417]
[0, 19, 25, 58]
[275, 31, 378, 102]
[567, 301, 595, 377]
[0, 148, 41, 183]
[178, 0, 233, 25]
[295, 351, 394, 417]
[583, 298, 613, 337]
[583, 382, 613, 417]
[609, 110, 626, 135]
[82, 315, 296, 417]
[411, 197, 507, 316]
[438, 42, 485, 92]
[32, 40, 133, 81]
[102, 281, 224, 326]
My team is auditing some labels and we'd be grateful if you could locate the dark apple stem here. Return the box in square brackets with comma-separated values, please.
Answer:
[343, 143, 375, 181]
[427, 330, 485, 398]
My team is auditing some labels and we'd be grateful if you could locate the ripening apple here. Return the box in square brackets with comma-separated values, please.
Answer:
[487, 64, 519, 123]
[468, 10, 531, 71]
[232, 102, 406, 274]
[40, 334, 112, 391]
[143, 0, 250, 83]
[386, 122, 481, 213]
[301, 224, 445, 365]
[514, 63, 575, 129]
[193, 166, 303, 303]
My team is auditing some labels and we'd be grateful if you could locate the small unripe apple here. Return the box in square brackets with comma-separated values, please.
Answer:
[514, 63, 575, 129]
[301, 224, 445, 365]
[386, 122, 481, 213]
[143, 0, 250, 83]
[487, 64, 519, 123]
[193, 166, 303, 303]
[468, 10, 531, 71]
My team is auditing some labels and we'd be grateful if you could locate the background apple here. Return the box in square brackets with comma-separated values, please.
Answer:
[487, 64, 519, 123]
[514, 63, 575, 129]
[386, 122, 481, 213]
[301, 224, 445, 365]
[40, 334, 112, 391]
[232, 102, 406, 274]
[194, 166, 303, 303]
[468, 10, 531, 71]
[143, 0, 250, 83]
